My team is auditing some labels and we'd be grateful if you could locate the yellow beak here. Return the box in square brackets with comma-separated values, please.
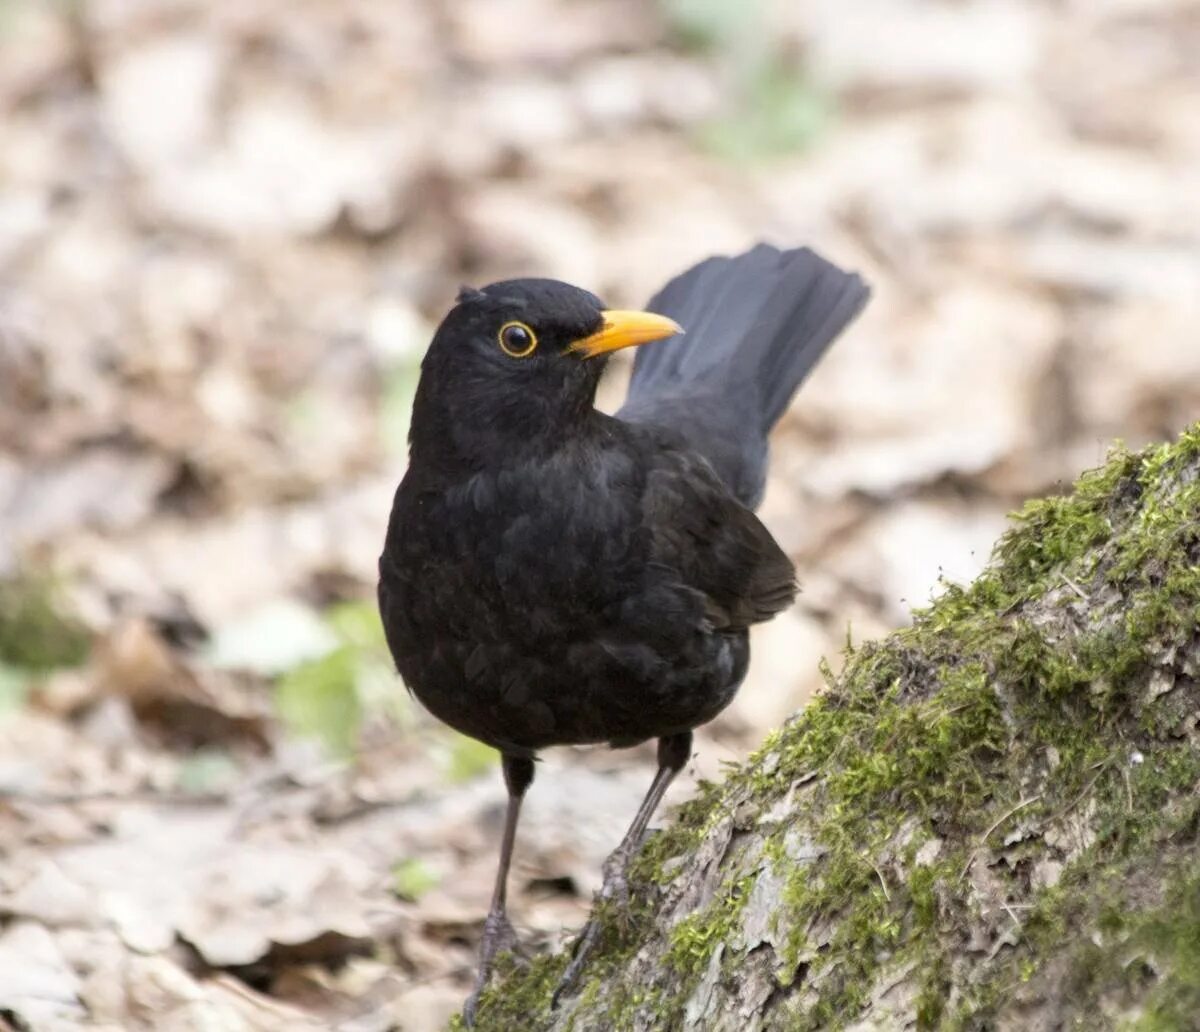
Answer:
[568, 310, 683, 359]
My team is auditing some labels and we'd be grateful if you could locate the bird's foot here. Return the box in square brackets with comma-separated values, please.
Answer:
[550, 842, 639, 1009]
[597, 846, 636, 931]
[550, 916, 601, 1011]
[463, 909, 522, 1028]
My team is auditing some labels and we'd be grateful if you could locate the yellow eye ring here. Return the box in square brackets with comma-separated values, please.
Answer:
[498, 321, 538, 358]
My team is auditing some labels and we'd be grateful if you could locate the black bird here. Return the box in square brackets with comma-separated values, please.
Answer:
[378, 244, 869, 1021]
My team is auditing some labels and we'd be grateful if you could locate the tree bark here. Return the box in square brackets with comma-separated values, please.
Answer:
[469, 425, 1200, 1031]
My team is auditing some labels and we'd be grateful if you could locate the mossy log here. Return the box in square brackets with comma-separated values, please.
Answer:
[468, 425, 1200, 1031]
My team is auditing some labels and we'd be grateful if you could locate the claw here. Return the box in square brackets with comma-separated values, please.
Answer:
[550, 842, 638, 1008]
[463, 909, 522, 1027]
[551, 916, 601, 1010]
[599, 852, 634, 930]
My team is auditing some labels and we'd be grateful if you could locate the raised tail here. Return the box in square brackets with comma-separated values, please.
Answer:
[616, 244, 870, 508]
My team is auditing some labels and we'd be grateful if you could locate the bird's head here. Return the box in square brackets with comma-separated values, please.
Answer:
[408, 278, 681, 474]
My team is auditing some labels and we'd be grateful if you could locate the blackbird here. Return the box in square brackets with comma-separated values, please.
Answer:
[378, 244, 869, 1022]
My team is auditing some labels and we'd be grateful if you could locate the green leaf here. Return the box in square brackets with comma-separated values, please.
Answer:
[442, 734, 498, 784]
[269, 598, 410, 757]
[207, 599, 338, 675]
[392, 857, 441, 901]
[355, 651, 414, 729]
[701, 60, 831, 162]
[0, 663, 30, 715]
[274, 647, 362, 758]
[175, 749, 240, 794]
[660, 0, 763, 52]
[326, 600, 387, 652]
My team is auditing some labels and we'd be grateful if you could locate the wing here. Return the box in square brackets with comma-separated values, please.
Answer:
[641, 447, 796, 630]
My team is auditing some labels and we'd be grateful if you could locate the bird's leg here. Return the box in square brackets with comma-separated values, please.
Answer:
[592, 732, 693, 925]
[551, 731, 692, 1008]
[463, 753, 535, 1028]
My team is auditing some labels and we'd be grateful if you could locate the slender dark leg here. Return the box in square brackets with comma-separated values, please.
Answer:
[551, 731, 692, 1008]
[463, 753, 535, 1028]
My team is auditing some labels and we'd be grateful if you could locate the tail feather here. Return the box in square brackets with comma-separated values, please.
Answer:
[617, 244, 869, 508]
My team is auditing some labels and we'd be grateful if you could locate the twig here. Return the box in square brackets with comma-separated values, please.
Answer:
[1060, 574, 1090, 601]
[0, 786, 228, 807]
[981, 795, 1043, 845]
[1053, 763, 1108, 823]
[958, 795, 1043, 883]
[870, 860, 891, 902]
[1000, 899, 1023, 930]
[312, 797, 417, 826]
[0, 767, 295, 814]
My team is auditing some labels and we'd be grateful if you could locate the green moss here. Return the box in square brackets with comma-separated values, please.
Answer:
[963, 843, 1200, 1032]
[633, 776, 725, 885]
[583, 982, 668, 1032]
[1126, 867, 1200, 1030]
[467, 892, 664, 1030]
[458, 952, 569, 1031]
[737, 428, 1200, 1026]
[666, 874, 754, 978]
[0, 571, 90, 673]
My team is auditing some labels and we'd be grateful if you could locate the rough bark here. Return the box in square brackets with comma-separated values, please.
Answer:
[468, 425, 1200, 1032]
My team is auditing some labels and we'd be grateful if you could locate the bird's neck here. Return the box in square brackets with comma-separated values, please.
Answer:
[407, 375, 602, 480]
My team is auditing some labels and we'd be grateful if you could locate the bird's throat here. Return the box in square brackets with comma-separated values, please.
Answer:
[408, 367, 602, 479]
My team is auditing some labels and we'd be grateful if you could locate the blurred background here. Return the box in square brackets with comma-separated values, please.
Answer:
[1, 0, 1198, 1028]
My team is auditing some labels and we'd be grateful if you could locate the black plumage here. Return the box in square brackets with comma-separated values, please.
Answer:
[377, 244, 869, 1021]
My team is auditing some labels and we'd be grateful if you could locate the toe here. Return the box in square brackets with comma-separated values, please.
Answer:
[551, 919, 597, 1008]
[463, 982, 485, 1028]
[479, 909, 521, 964]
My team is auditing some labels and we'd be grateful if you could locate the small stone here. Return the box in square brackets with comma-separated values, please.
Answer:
[913, 838, 943, 868]
[1146, 669, 1176, 702]
[1032, 859, 1063, 890]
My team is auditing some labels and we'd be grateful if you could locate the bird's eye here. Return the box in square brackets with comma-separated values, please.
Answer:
[498, 321, 538, 358]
